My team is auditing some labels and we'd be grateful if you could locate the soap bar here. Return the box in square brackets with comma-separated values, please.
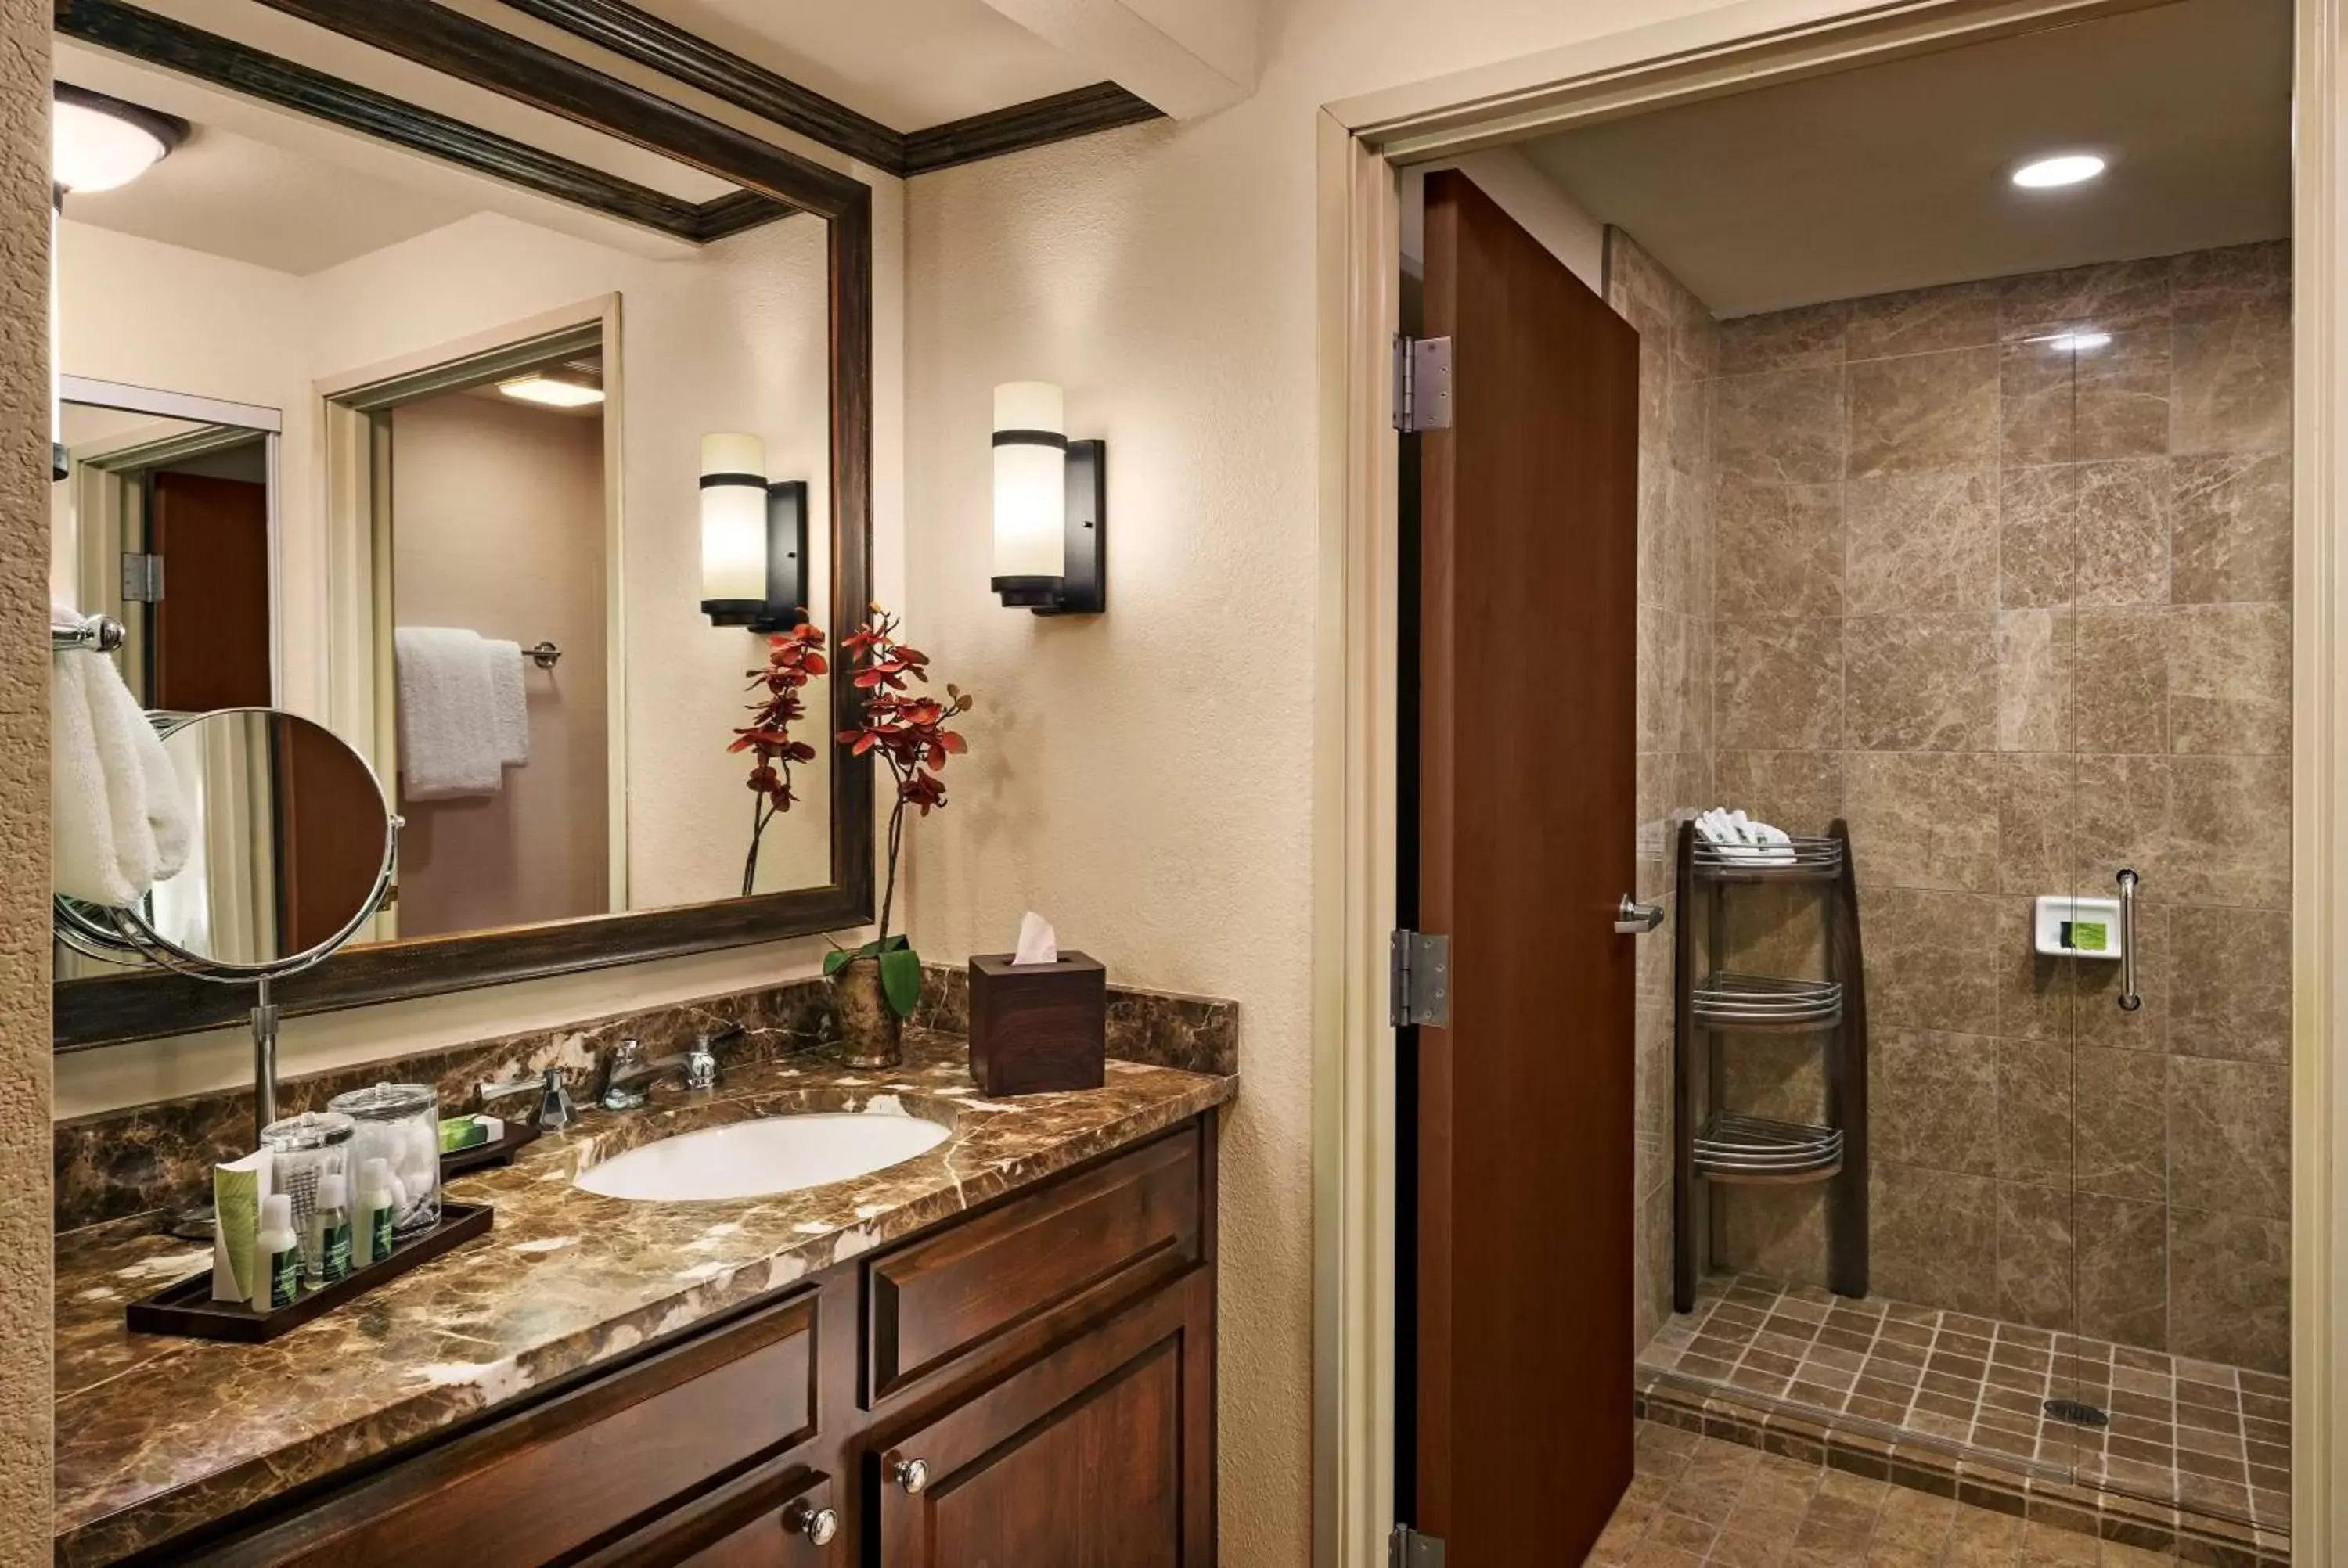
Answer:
[438, 1115, 492, 1153]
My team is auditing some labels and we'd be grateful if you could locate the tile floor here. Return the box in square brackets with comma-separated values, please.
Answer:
[1598, 1419, 2189, 1566]
[1640, 1276, 2290, 1534]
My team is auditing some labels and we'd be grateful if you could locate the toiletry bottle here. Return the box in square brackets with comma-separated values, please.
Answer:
[257, 1194, 299, 1310]
[309, 1173, 353, 1284]
[356, 1158, 395, 1266]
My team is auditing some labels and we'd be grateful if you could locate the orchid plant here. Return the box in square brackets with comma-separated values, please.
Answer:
[823, 606, 974, 1017]
[729, 620, 827, 897]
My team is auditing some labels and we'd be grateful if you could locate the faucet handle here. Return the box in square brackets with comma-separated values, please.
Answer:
[683, 1026, 739, 1091]
[480, 1065, 574, 1131]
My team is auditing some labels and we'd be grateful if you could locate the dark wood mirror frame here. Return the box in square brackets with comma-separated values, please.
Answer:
[54, 0, 875, 1051]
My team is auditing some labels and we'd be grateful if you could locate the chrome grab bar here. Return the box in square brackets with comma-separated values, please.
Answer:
[2116, 869, 2141, 1012]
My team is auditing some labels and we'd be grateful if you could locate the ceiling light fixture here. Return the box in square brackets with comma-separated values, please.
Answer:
[52, 84, 186, 195]
[2011, 153, 2107, 190]
[498, 374, 604, 408]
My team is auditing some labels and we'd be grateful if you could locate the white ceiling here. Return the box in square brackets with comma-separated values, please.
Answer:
[1518, 0, 2292, 318]
[60, 119, 476, 276]
[618, 0, 1101, 131]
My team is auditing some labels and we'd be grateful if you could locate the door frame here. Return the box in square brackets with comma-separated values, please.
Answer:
[1309, 1, 2347, 1562]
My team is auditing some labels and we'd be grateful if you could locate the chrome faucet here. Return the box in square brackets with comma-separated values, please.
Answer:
[599, 1027, 742, 1111]
[479, 1066, 576, 1131]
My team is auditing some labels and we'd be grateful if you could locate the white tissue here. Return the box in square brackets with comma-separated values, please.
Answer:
[1012, 910, 1060, 966]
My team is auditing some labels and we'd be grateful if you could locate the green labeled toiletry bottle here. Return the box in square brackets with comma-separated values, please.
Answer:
[258, 1194, 298, 1311]
[357, 1158, 395, 1267]
[311, 1173, 353, 1285]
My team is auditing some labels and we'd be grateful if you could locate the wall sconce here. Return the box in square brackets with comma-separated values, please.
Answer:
[991, 381, 1105, 616]
[699, 433, 808, 631]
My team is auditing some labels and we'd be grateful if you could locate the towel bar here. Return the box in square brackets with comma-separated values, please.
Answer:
[52, 615, 125, 653]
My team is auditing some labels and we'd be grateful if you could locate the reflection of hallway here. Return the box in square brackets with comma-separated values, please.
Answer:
[1635, 1275, 2289, 1563]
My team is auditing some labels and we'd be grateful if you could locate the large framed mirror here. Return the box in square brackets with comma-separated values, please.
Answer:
[52, 0, 873, 1048]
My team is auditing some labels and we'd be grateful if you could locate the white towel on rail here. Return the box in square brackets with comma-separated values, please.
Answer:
[52, 602, 191, 905]
[394, 627, 502, 798]
[482, 638, 530, 768]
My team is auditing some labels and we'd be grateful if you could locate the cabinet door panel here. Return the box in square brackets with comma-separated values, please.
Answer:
[575, 1462, 836, 1568]
[875, 1270, 1212, 1568]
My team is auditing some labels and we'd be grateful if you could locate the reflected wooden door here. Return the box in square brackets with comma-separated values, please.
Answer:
[148, 470, 272, 710]
[1410, 169, 1640, 1563]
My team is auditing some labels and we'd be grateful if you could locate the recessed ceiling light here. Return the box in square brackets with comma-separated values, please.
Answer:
[52, 85, 187, 195]
[499, 375, 604, 408]
[2011, 153, 2107, 190]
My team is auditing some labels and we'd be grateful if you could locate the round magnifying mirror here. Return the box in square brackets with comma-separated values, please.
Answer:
[131, 709, 395, 973]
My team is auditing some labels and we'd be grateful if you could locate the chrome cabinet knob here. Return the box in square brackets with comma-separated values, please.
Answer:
[891, 1455, 931, 1494]
[782, 1501, 838, 1545]
[1615, 895, 1666, 933]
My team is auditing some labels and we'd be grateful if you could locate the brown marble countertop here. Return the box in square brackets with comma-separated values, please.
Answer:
[53, 1033, 1235, 1565]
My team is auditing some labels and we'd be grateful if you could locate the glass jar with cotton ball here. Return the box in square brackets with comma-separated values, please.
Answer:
[326, 1082, 442, 1236]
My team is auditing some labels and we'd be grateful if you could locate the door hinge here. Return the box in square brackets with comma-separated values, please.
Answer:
[1389, 930, 1451, 1028]
[121, 552, 164, 603]
[1390, 1524, 1446, 1567]
[1392, 335, 1453, 433]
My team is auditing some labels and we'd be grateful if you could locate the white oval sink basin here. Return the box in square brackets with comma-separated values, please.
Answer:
[577, 1113, 951, 1202]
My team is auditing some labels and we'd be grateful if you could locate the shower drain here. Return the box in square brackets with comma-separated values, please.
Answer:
[2044, 1397, 2111, 1428]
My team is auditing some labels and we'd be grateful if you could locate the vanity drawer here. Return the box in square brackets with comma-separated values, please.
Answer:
[189, 1291, 819, 1566]
[865, 1124, 1201, 1404]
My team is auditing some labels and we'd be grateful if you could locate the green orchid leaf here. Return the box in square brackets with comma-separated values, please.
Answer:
[878, 945, 923, 1018]
[822, 948, 853, 976]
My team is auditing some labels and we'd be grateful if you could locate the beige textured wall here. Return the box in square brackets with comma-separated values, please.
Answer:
[3, 0, 52, 1552]
[1697, 244, 2293, 1376]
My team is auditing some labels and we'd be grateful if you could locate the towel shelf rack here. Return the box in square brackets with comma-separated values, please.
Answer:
[52, 615, 125, 653]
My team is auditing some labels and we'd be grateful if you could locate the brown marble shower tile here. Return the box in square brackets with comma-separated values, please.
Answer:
[1640, 467, 1688, 614]
[1716, 617, 1843, 750]
[2166, 904, 2290, 1066]
[1844, 469, 1998, 613]
[2002, 339, 2080, 468]
[1845, 613, 1998, 752]
[2000, 257, 2174, 342]
[2074, 897, 2167, 1056]
[2076, 1193, 2170, 1351]
[1997, 610, 2073, 754]
[2073, 752, 2171, 892]
[1714, 480, 1844, 616]
[1719, 1185, 1831, 1284]
[1714, 751, 1846, 835]
[1997, 753, 2076, 897]
[2172, 297, 2292, 456]
[1848, 346, 2000, 475]
[1872, 1162, 1998, 1316]
[2171, 242, 2290, 315]
[1999, 465, 2077, 609]
[2073, 609, 2169, 756]
[2170, 452, 2292, 604]
[2168, 1207, 2290, 1376]
[2074, 459, 2173, 607]
[2168, 604, 2291, 756]
[1848, 279, 2003, 360]
[1640, 602, 1693, 751]
[1996, 1038, 2076, 1188]
[1684, 614, 1715, 756]
[1714, 366, 1847, 484]
[2074, 1045, 2168, 1203]
[1997, 896, 2075, 1043]
[1872, 1027, 2000, 1176]
[1718, 300, 1850, 374]
[1842, 750, 1999, 892]
[2073, 330, 2173, 462]
[2166, 1056, 2291, 1221]
[2166, 753, 2290, 909]
[1860, 886, 2003, 1038]
[1667, 375, 1712, 478]
[1673, 297, 1723, 386]
[1994, 1179, 2076, 1332]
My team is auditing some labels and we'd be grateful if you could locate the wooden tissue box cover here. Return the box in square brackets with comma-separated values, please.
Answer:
[968, 951, 1107, 1096]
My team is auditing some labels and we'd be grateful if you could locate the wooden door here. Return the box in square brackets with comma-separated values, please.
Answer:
[275, 718, 390, 955]
[1410, 169, 1640, 1561]
[872, 1270, 1212, 1568]
[148, 469, 272, 711]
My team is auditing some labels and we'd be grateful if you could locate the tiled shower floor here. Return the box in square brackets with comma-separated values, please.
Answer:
[1638, 1275, 2289, 1556]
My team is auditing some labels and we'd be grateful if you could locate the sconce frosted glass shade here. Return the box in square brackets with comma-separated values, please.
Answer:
[700, 432, 768, 607]
[992, 382, 1066, 590]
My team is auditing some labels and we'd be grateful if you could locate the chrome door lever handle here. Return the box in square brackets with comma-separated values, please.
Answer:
[1615, 896, 1666, 934]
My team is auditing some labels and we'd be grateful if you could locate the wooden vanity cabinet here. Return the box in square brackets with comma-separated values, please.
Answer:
[163, 1115, 1216, 1568]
